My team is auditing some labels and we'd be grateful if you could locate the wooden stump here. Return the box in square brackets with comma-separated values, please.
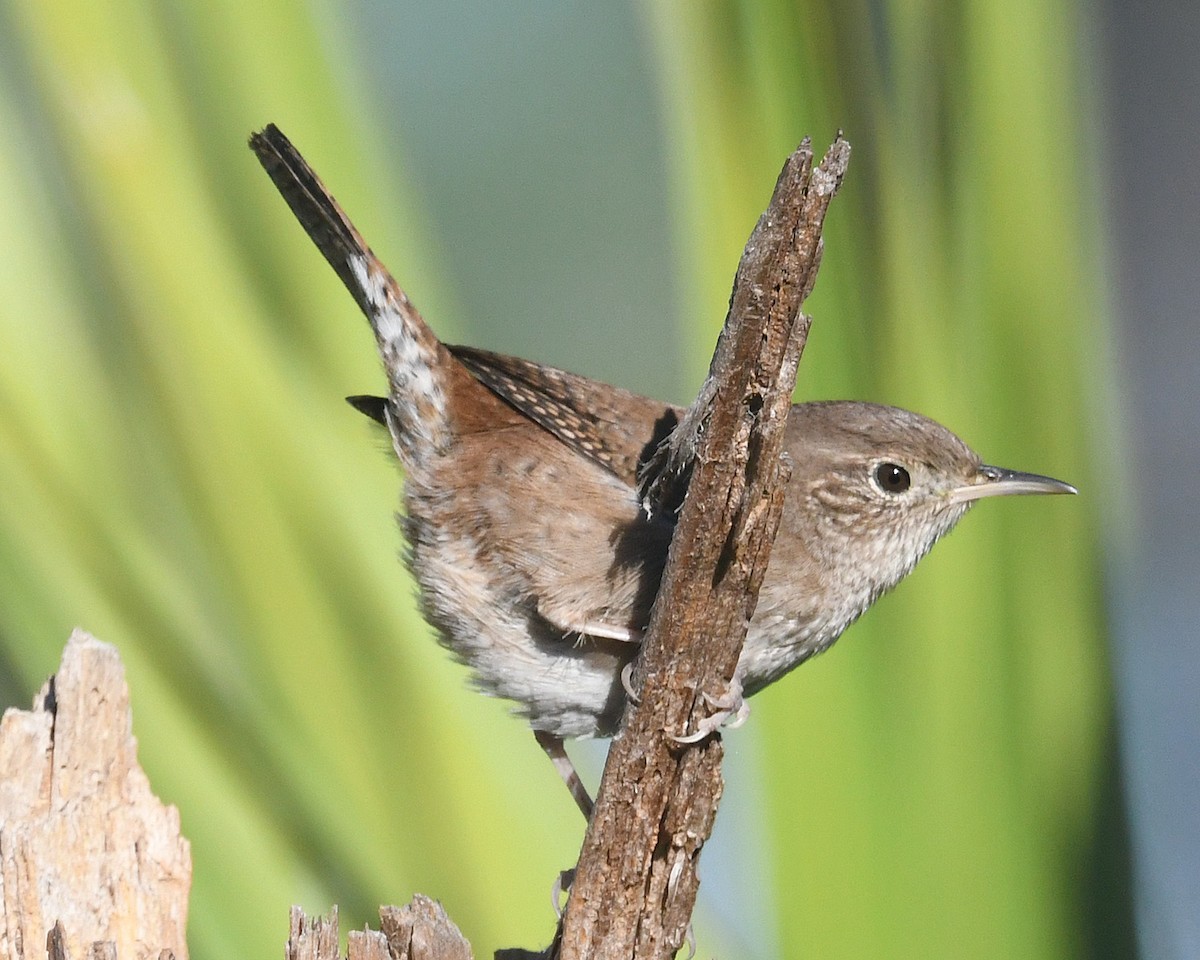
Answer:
[288, 902, 473, 960]
[0, 630, 191, 960]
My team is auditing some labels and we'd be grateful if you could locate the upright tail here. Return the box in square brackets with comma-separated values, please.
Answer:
[249, 124, 452, 466]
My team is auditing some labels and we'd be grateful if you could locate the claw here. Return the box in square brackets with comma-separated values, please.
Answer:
[682, 923, 697, 960]
[712, 690, 750, 730]
[672, 675, 749, 744]
[551, 867, 576, 917]
[621, 661, 641, 704]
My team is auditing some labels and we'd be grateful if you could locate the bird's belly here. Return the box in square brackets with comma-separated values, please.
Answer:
[737, 587, 872, 696]
[404, 505, 633, 740]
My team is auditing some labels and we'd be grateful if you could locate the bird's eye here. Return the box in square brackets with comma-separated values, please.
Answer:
[873, 462, 911, 494]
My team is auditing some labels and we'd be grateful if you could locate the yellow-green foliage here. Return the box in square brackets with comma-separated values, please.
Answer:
[0, 0, 1124, 958]
[648, 1, 1122, 957]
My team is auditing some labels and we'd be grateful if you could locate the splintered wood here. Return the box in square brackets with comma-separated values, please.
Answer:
[559, 136, 850, 960]
[0, 630, 191, 960]
[288, 902, 472, 960]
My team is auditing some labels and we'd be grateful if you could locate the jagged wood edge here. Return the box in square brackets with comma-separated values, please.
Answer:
[555, 135, 851, 960]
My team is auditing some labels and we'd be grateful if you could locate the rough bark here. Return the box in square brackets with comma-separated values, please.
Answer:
[0, 630, 191, 960]
[557, 137, 850, 960]
[288, 902, 473, 960]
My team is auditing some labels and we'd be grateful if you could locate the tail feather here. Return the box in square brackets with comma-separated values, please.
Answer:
[249, 124, 450, 464]
[346, 394, 388, 425]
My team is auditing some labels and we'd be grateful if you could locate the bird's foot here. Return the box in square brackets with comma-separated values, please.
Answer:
[552, 867, 576, 917]
[621, 661, 640, 704]
[672, 675, 749, 744]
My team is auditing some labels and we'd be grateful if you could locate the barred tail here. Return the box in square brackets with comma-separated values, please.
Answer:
[249, 124, 451, 466]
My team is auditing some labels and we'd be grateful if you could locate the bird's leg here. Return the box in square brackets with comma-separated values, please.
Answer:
[533, 731, 593, 916]
[534, 729, 594, 819]
[672, 674, 750, 744]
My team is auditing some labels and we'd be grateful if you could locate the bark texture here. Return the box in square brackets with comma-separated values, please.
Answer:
[0, 630, 191, 960]
[288, 902, 473, 960]
[558, 136, 850, 960]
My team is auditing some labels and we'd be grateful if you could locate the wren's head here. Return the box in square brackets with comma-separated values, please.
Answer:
[748, 401, 1075, 685]
[782, 400, 1074, 589]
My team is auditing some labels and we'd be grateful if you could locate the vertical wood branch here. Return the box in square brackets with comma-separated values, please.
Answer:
[558, 137, 850, 960]
[0, 630, 191, 960]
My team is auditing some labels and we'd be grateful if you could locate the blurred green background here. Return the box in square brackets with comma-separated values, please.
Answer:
[0, 0, 1132, 958]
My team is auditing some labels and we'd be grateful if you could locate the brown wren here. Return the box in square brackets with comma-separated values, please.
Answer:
[249, 124, 1076, 818]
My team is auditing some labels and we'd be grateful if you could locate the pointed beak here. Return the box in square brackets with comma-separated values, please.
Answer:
[948, 465, 1078, 504]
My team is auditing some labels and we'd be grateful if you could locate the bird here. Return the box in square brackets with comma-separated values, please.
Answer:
[249, 124, 1076, 818]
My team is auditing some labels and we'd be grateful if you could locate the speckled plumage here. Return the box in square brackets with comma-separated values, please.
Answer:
[250, 124, 1076, 762]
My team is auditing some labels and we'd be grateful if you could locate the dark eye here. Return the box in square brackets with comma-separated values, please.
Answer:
[874, 462, 911, 494]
